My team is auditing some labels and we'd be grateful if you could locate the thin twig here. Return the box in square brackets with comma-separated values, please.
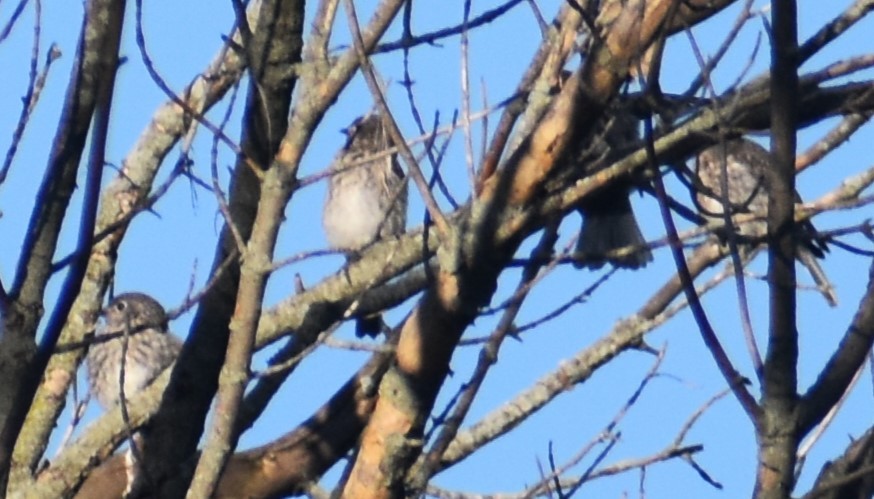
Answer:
[343, 0, 451, 239]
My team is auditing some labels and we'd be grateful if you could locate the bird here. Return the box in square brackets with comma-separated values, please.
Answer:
[322, 112, 408, 336]
[695, 138, 838, 306]
[573, 105, 652, 269]
[87, 292, 182, 409]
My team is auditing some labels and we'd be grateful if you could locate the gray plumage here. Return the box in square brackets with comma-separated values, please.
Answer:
[574, 106, 652, 269]
[322, 113, 408, 336]
[695, 138, 837, 306]
[87, 292, 182, 409]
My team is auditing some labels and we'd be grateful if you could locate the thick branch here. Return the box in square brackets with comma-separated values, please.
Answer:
[9, 13, 251, 491]
[756, 2, 801, 497]
[805, 427, 874, 499]
[798, 260, 874, 435]
[341, 2, 682, 497]
[0, 0, 125, 489]
[142, 0, 305, 496]
[76, 349, 392, 498]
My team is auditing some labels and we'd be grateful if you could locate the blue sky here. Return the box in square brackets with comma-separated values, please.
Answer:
[1, 1, 873, 497]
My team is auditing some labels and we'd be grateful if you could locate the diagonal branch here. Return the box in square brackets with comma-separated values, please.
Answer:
[798, 260, 874, 435]
[157, 0, 306, 496]
[340, 2, 689, 497]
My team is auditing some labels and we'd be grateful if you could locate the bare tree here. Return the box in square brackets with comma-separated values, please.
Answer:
[0, 0, 873, 498]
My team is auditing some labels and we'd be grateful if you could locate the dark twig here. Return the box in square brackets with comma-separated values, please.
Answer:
[374, 0, 525, 54]
[684, 22, 765, 376]
[532, 350, 669, 498]
[133, 0, 252, 171]
[209, 81, 247, 254]
[0, 7, 60, 186]
[0, 0, 29, 43]
[50, 150, 192, 272]
[681, 0, 756, 99]
[642, 86, 760, 421]
[397, 7, 460, 211]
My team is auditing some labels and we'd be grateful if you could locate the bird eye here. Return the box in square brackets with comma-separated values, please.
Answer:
[114, 301, 126, 311]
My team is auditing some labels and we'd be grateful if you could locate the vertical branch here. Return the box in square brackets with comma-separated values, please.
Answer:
[10, 15, 252, 494]
[0, 0, 126, 489]
[163, 0, 406, 495]
[8, 20, 118, 487]
[460, 0, 477, 191]
[162, 1, 305, 496]
[756, 1, 801, 498]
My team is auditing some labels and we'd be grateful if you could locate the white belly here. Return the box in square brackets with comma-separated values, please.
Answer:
[324, 183, 386, 249]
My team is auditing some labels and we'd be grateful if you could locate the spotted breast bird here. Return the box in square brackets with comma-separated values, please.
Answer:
[695, 138, 837, 306]
[87, 292, 182, 409]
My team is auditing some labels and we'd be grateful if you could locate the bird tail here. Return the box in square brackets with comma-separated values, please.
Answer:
[575, 196, 652, 270]
[797, 247, 838, 307]
[356, 314, 384, 338]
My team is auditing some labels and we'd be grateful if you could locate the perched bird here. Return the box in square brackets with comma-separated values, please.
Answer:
[695, 138, 838, 306]
[87, 292, 182, 409]
[322, 112, 408, 336]
[573, 105, 652, 269]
